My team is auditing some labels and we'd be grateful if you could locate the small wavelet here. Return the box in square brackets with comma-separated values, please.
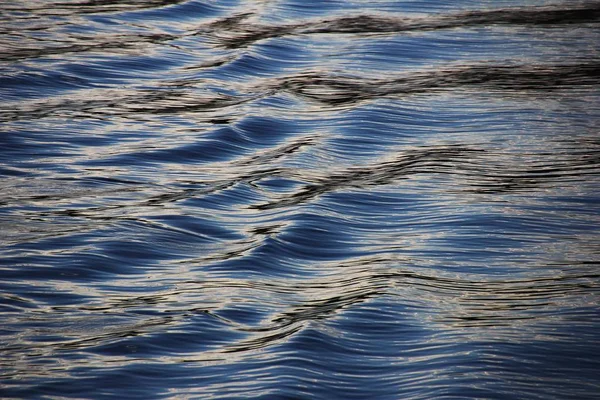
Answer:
[207, 4, 600, 48]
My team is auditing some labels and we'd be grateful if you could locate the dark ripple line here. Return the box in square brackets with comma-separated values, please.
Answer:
[207, 4, 600, 48]
[253, 146, 482, 210]
[0, 315, 179, 355]
[255, 145, 600, 209]
[5, 143, 595, 218]
[182, 263, 599, 351]
[3, 61, 599, 122]
[1, 0, 190, 16]
[457, 149, 600, 194]
[0, 136, 315, 218]
[3, 4, 598, 62]
[0, 32, 179, 62]
[1, 259, 596, 361]
[0, 90, 259, 122]
[274, 62, 600, 106]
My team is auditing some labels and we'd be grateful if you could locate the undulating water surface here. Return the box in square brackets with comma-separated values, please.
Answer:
[1, 0, 599, 398]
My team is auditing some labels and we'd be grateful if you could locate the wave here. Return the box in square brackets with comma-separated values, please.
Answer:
[0, 0, 190, 16]
[2, 4, 599, 61]
[3, 257, 596, 360]
[207, 3, 600, 48]
[2, 60, 599, 122]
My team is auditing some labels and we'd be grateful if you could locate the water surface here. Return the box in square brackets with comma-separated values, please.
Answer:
[1, 1, 599, 398]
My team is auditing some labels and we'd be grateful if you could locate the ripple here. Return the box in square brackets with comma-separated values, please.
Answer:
[208, 4, 600, 48]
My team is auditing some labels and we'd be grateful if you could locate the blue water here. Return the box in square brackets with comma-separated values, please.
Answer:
[1, 1, 599, 398]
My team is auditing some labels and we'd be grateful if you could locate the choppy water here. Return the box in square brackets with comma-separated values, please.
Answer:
[1, 1, 600, 398]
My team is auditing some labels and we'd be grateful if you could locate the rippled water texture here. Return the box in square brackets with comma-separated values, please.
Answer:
[1, 1, 600, 398]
